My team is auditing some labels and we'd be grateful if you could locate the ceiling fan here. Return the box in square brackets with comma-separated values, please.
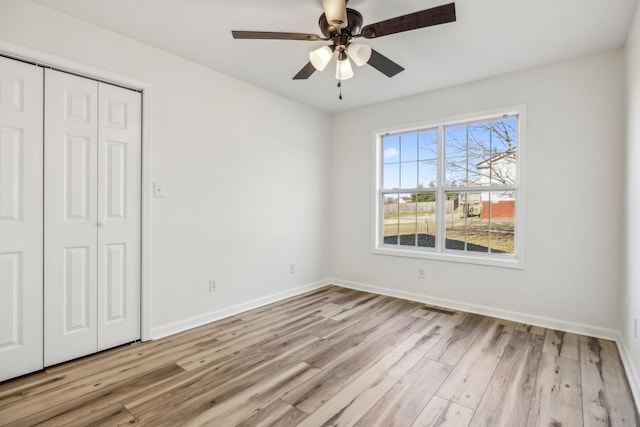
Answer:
[231, 0, 456, 83]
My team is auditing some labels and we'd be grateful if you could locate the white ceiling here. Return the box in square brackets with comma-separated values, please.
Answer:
[35, 0, 638, 113]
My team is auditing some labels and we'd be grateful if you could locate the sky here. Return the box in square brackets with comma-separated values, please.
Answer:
[382, 116, 518, 190]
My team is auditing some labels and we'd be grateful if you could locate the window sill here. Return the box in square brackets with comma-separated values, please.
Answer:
[372, 245, 524, 269]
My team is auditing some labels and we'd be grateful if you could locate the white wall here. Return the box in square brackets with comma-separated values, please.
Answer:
[0, 0, 331, 335]
[0, 0, 631, 346]
[624, 0, 640, 399]
[329, 50, 626, 336]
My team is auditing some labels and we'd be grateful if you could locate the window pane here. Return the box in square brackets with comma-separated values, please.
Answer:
[400, 161, 418, 189]
[490, 118, 518, 186]
[400, 133, 418, 162]
[416, 192, 436, 248]
[465, 191, 488, 252]
[444, 192, 464, 250]
[383, 136, 400, 164]
[383, 163, 399, 189]
[398, 193, 417, 246]
[445, 191, 489, 252]
[418, 160, 437, 188]
[446, 119, 519, 188]
[383, 193, 399, 245]
[468, 123, 490, 186]
[445, 125, 468, 186]
[418, 129, 438, 161]
[489, 190, 515, 254]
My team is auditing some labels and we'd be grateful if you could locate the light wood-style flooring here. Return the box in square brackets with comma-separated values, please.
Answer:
[0, 286, 638, 426]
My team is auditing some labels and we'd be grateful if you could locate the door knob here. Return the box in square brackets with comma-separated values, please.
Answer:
[98, 222, 106, 227]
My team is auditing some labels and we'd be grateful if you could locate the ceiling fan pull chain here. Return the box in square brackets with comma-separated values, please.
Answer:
[338, 80, 343, 100]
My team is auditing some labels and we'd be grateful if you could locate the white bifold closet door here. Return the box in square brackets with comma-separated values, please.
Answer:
[44, 69, 141, 366]
[0, 56, 44, 382]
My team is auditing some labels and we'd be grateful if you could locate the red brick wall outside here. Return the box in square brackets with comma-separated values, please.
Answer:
[481, 200, 515, 220]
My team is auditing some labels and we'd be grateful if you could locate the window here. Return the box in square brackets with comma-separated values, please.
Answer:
[375, 109, 523, 268]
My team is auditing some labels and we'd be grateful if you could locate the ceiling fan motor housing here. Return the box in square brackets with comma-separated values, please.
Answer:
[319, 8, 363, 39]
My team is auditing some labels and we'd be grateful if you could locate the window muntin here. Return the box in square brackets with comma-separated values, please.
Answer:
[377, 113, 520, 264]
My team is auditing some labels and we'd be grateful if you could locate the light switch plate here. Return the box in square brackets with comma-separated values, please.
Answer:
[153, 182, 165, 197]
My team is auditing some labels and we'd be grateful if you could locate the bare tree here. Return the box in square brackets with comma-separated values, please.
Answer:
[444, 118, 517, 187]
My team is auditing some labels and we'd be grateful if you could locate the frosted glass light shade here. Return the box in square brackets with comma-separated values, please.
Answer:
[348, 43, 372, 67]
[309, 46, 334, 71]
[336, 56, 354, 80]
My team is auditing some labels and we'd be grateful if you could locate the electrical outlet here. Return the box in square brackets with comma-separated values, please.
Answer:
[417, 267, 425, 279]
[208, 279, 217, 293]
[289, 264, 295, 274]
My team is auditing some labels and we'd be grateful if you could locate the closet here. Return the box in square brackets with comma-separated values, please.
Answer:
[0, 56, 142, 380]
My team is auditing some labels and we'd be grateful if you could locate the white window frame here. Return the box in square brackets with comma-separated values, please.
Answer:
[372, 105, 526, 269]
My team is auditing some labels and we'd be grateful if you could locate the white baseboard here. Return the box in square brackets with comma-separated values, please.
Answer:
[328, 278, 619, 340]
[615, 333, 640, 411]
[150, 279, 330, 339]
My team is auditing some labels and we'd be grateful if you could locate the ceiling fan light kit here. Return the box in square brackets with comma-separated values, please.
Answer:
[309, 45, 334, 71]
[335, 50, 354, 80]
[232, 1, 456, 98]
[347, 43, 372, 67]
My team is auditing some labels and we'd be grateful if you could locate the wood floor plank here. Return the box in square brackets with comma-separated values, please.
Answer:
[525, 353, 583, 427]
[175, 312, 322, 371]
[411, 305, 459, 320]
[124, 333, 319, 415]
[543, 329, 580, 361]
[25, 402, 138, 427]
[412, 396, 474, 427]
[130, 356, 309, 425]
[330, 294, 386, 321]
[212, 298, 325, 342]
[436, 318, 516, 409]
[470, 331, 544, 426]
[515, 323, 546, 336]
[3, 362, 184, 426]
[353, 356, 452, 427]
[281, 314, 425, 413]
[235, 399, 308, 427]
[0, 370, 64, 409]
[0, 286, 636, 427]
[426, 313, 492, 366]
[295, 332, 442, 427]
[316, 302, 346, 318]
[579, 336, 639, 426]
[180, 361, 318, 426]
[295, 298, 426, 369]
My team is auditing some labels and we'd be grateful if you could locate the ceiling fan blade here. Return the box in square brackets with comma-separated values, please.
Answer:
[293, 62, 317, 80]
[367, 49, 404, 77]
[232, 31, 325, 41]
[360, 3, 456, 39]
[322, 0, 348, 30]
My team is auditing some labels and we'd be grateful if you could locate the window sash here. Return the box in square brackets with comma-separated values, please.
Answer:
[377, 114, 520, 260]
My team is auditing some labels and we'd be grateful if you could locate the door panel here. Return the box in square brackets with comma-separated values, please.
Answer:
[0, 127, 23, 220]
[0, 56, 43, 381]
[63, 246, 91, 332]
[0, 253, 23, 347]
[44, 69, 99, 367]
[97, 82, 141, 350]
